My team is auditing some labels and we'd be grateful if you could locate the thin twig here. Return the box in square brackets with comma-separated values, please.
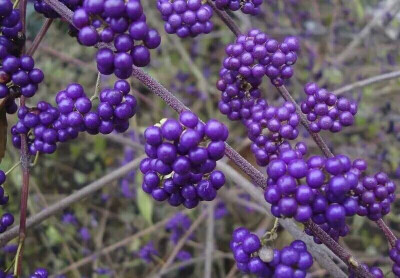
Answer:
[157, 253, 233, 277]
[333, 70, 400, 95]
[26, 18, 54, 56]
[335, 0, 400, 64]
[204, 203, 215, 278]
[51, 212, 177, 277]
[158, 212, 207, 275]
[0, 155, 145, 247]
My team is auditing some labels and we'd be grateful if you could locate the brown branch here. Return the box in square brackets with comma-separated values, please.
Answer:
[27, 19, 54, 56]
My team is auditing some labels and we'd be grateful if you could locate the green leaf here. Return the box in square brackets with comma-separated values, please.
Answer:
[136, 173, 153, 224]
[323, 67, 343, 85]
[46, 226, 63, 245]
[354, 0, 365, 21]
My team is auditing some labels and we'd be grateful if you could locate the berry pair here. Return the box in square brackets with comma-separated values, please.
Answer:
[141, 111, 228, 208]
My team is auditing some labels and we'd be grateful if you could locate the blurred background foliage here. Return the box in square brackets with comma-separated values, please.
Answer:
[2, 0, 400, 277]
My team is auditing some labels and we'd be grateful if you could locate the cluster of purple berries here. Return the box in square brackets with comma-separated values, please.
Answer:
[73, 0, 161, 78]
[12, 101, 65, 154]
[305, 155, 394, 242]
[390, 240, 400, 277]
[0, 1, 44, 113]
[11, 80, 137, 154]
[300, 83, 358, 133]
[264, 146, 315, 223]
[354, 171, 396, 221]
[0, 0, 22, 40]
[217, 29, 300, 108]
[0, 170, 13, 234]
[0, 55, 44, 98]
[231, 227, 313, 277]
[304, 155, 360, 242]
[157, 0, 214, 38]
[244, 99, 301, 166]
[262, 144, 396, 242]
[140, 111, 228, 208]
[35, 0, 161, 78]
[95, 80, 137, 133]
[212, 0, 263, 15]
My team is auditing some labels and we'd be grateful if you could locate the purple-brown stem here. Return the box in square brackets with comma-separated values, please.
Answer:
[206, 0, 241, 37]
[37, 0, 373, 277]
[15, 0, 29, 275]
[14, 3, 55, 276]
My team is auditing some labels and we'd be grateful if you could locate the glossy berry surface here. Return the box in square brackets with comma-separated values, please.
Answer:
[141, 111, 228, 208]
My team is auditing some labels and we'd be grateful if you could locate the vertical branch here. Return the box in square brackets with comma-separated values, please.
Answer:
[204, 203, 215, 278]
[15, 0, 29, 275]
[15, 3, 54, 276]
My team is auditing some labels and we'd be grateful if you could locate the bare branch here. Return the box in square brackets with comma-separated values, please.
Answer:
[0, 155, 145, 247]
[333, 70, 400, 95]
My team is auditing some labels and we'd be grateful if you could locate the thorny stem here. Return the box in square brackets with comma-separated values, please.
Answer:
[32, 0, 389, 276]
